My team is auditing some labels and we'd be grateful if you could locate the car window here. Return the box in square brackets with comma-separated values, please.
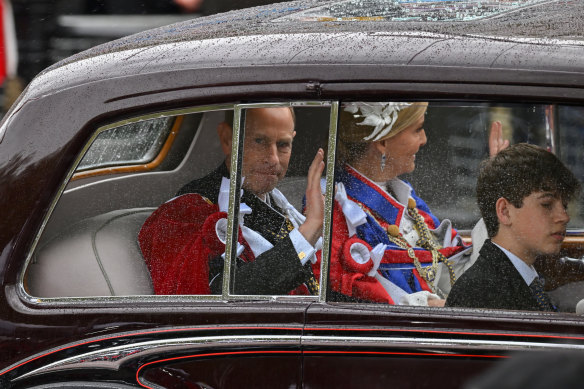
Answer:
[76, 116, 175, 172]
[24, 106, 228, 298]
[407, 103, 548, 230]
[22, 103, 332, 301]
[20, 100, 584, 315]
[328, 101, 584, 313]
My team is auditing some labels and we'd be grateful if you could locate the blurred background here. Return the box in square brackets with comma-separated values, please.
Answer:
[0, 0, 290, 116]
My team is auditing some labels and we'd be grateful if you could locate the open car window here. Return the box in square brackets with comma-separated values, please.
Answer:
[20, 101, 584, 317]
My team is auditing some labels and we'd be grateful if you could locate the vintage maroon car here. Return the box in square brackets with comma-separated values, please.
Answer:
[2, 1, 584, 388]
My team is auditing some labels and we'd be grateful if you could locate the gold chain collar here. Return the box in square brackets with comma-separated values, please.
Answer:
[359, 198, 457, 293]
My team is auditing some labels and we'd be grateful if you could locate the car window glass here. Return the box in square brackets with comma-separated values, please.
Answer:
[229, 106, 329, 297]
[328, 101, 584, 314]
[21, 101, 584, 313]
[24, 108, 229, 298]
[408, 103, 547, 230]
[22, 103, 332, 301]
[77, 117, 174, 171]
[558, 105, 584, 228]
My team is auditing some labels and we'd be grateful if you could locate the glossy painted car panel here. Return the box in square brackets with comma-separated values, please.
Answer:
[303, 355, 495, 389]
[140, 354, 302, 389]
[302, 304, 584, 387]
[0, 304, 308, 386]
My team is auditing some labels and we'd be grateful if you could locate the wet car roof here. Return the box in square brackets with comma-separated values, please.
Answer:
[52, 0, 584, 63]
[7, 0, 584, 121]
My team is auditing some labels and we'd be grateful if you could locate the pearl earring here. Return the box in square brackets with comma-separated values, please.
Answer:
[380, 153, 386, 171]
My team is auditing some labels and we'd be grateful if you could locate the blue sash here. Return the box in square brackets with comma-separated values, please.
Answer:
[337, 165, 442, 294]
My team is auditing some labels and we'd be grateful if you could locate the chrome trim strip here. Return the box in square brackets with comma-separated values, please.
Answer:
[223, 105, 243, 299]
[301, 335, 584, 352]
[319, 101, 338, 301]
[16, 331, 584, 381]
[15, 335, 302, 381]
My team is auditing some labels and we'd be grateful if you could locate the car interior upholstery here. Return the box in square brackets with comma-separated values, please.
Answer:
[27, 208, 156, 297]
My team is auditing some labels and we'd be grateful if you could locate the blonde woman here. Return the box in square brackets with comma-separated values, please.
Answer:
[316, 102, 505, 306]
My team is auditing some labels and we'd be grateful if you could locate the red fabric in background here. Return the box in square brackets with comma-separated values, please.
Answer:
[0, 1, 6, 84]
[139, 193, 309, 296]
[139, 194, 219, 295]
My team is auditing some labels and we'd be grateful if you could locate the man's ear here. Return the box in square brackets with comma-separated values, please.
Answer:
[217, 122, 233, 157]
[495, 197, 512, 227]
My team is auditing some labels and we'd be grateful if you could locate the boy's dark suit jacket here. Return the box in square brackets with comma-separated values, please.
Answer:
[446, 239, 553, 311]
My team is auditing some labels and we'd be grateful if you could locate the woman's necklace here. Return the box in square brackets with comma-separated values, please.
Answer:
[383, 198, 457, 292]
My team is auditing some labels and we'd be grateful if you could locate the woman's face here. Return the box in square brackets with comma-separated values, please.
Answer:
[382, 114, 427, 178]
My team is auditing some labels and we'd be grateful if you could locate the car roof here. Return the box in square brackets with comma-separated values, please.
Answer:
[48, 0, 584, 65]
[56, 0, 584, 57]
[8, 0, 584, 115]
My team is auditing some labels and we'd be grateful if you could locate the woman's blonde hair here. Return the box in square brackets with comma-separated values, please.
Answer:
[338, 102, 428, 164]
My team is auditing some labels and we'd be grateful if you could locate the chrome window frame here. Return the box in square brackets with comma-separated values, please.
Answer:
[17, 101, 338, 306]
[224, 101, 336, 301]
[18, 104, 235, 305]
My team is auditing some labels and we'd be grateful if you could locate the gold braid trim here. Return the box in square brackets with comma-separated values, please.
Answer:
[357, 198, 457, 292]
[384, 230, 439, 293]
[405, 199, 457, 286]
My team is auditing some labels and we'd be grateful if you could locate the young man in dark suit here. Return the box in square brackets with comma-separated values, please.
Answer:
[446, 143, 580, 311]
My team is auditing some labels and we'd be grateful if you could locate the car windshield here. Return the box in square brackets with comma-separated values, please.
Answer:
[276, 0, 549, 22]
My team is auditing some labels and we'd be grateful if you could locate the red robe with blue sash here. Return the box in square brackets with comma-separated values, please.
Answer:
[314, 165, 467, 304]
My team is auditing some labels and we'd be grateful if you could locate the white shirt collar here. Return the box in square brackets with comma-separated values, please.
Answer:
[349, 164, 413, 206]
[348, 164, 413, 204]
[387, 178, 413, 206]
[359, 178, 412, 208]
[492, 242, 539, 286]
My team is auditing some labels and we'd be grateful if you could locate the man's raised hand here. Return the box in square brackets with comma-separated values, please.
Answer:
[299, 148, 325, 246]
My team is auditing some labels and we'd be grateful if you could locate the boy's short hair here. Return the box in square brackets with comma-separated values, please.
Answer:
[477, 143, 580, 237]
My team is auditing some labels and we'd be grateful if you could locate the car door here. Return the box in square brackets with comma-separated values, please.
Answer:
[302, 98, 584, 389]
[5, 102, 339, 388]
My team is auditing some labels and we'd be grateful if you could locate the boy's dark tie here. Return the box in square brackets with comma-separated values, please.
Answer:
[530, 277, 557, 312]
